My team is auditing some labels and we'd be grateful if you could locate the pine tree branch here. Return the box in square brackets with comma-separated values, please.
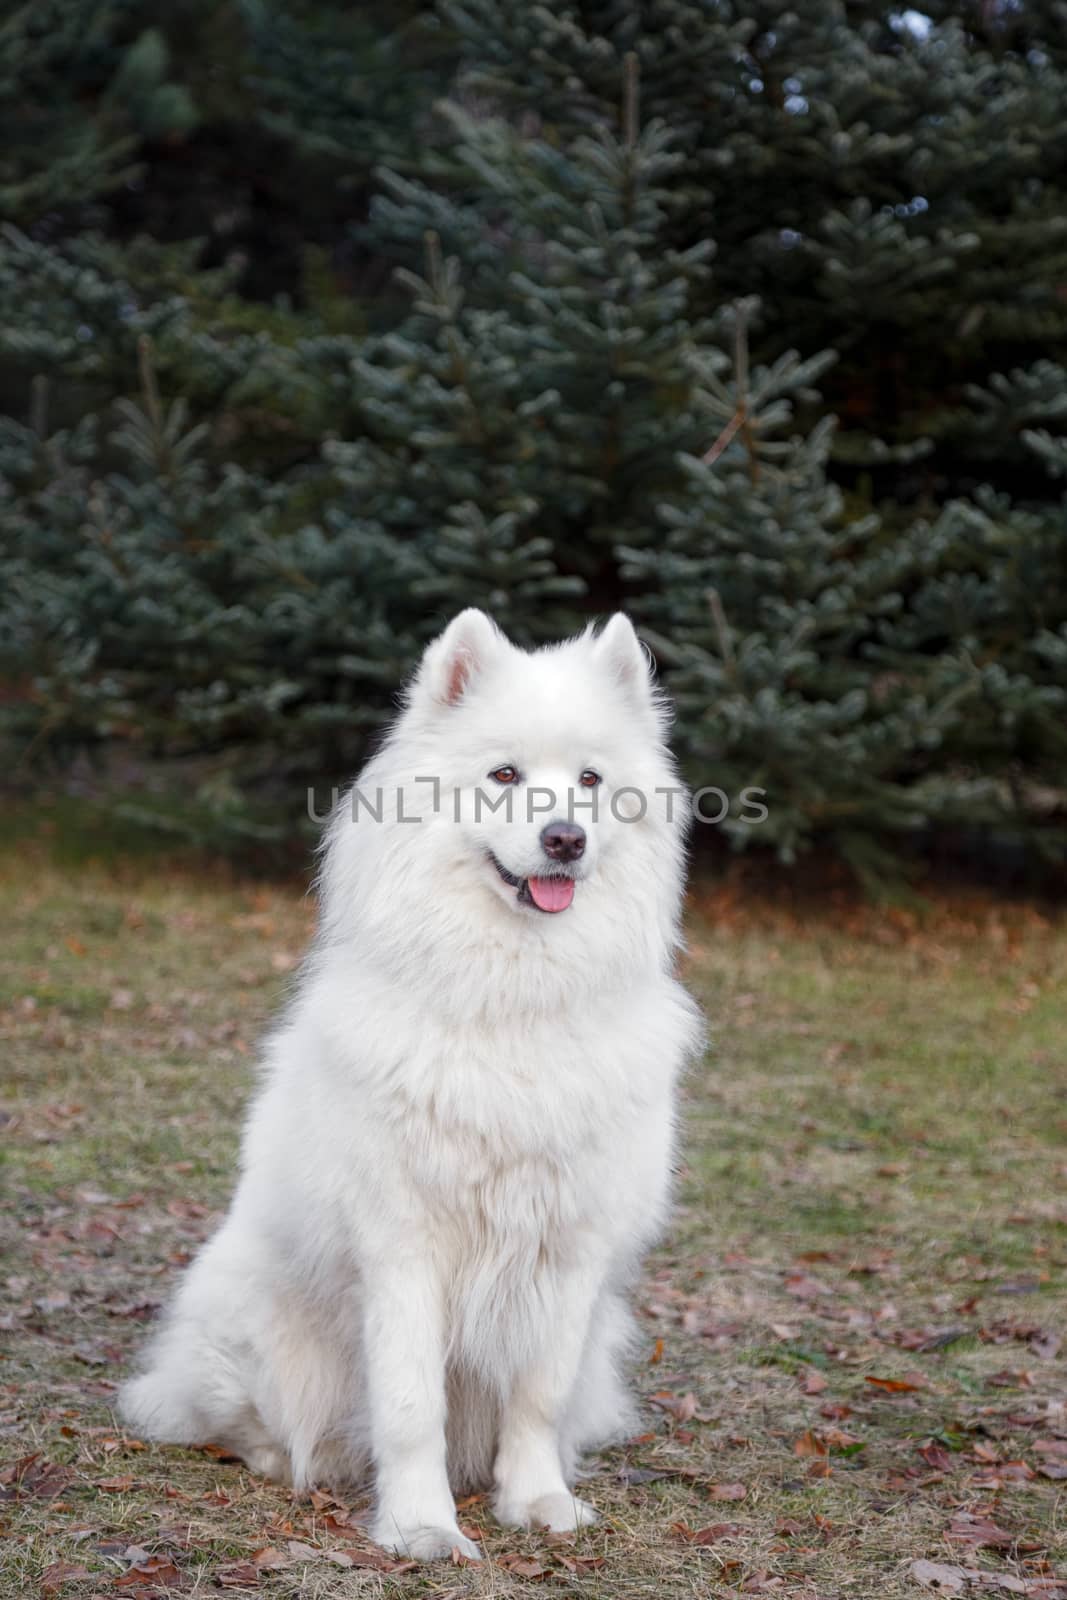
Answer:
[701, 306, 760, 482]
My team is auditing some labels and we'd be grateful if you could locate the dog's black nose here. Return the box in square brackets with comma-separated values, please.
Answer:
[540, 821, 586, 862]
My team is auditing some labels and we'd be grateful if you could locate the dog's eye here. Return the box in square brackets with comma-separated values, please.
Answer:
[488, 765, 520, 785]
[579, 769, 601, 788]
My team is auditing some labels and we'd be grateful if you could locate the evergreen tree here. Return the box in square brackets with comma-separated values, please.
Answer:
[445, 1, 1067, 499]
[343, 59, 714, 619]
[1, 1, 1065, 870]
[0, 1, 197, 225]
[624, 313, 1067, 872]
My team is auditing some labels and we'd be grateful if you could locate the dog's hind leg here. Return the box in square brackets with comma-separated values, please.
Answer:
[120, 1219, 294, 1481]
[559, 1287, 638, 1479]
[120, 1316, 289, 1478]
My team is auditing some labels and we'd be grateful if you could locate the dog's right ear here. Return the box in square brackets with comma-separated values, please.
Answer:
[414, 609, 505, 709]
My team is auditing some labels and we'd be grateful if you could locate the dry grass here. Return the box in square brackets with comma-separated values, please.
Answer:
[2, 836, 1066, 1600]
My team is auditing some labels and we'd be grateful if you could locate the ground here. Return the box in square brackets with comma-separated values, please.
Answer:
[2, 832, 1065, 1600]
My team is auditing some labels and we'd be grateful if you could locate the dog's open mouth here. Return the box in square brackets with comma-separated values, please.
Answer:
[488, 854, 575, 914]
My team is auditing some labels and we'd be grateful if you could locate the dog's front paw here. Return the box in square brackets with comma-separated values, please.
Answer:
[372, 1518, 482, 1563]
[495, 1489, 597, 1532]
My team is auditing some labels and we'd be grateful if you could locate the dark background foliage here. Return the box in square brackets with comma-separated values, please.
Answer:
[2, 0, 1065, 878]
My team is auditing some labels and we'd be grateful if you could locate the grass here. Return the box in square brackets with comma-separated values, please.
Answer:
[1, 836, 1065, 1600]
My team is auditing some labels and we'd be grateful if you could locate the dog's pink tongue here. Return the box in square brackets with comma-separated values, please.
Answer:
[527, 876, 575, 913]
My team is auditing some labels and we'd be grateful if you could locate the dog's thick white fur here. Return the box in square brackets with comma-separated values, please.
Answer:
[121, 610, 701, 1561]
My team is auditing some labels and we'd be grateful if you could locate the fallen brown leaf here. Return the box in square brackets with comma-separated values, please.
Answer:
[115, 1555, 182, 1588]
[40, 1564, 91, 1595]
[785, 1273, 825, 1300]
[911, 1559, 1058, 1596]
[308, 1488, 341, 1511]
[251, 1547, 289, 1570]
[650, 1389, 699, 1422]
[741, 1570, 782, 1592]
[918, 1443, 953, 1472]
[973, 1460, 1035, 1486]
[557, 1554, 606, 1574]
[708, 1481, 747, 1501]
[500, 1556, 549, 1578]
[945, 1512, 1015, 1549]
[0, 1455, 72, 1500]
[893, 1326, 969, 1353]
[691, 1522, 742, 1543]
[216, 1561, 261, 1588]
[822, 1425, 862, 1449]
[285, 1539, 319, 1561]
[910, 1559, 967, 1594]
[794, 1430, 828, 1457]
[338, 1547, 417, 1572]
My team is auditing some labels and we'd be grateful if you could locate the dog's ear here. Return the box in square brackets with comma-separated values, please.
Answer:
[594, 613, 654, 704]
[416, 609, 506, 708]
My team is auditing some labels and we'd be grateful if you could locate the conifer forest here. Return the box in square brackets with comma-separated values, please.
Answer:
[3, 2, 1066, 876]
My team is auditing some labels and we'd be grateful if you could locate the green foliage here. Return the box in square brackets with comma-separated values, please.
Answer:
[1, 1, 1066, 872]
[446, 1, 1067, 490]
[0, 1, 194, 223]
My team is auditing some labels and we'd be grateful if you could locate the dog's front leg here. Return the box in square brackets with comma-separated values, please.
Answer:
[492, 1263, 602, 1533]
[364, 1261, 480, 1562]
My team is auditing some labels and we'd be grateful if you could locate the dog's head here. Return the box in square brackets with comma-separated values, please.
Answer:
[401, 609, 682, 920]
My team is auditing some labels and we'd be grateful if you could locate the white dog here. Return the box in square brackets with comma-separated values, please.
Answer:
[121, 610, 701, 1560]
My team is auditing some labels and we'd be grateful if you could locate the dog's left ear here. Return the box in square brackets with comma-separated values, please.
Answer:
[594, 613, 655, 705]
[416, 608, 506, 709]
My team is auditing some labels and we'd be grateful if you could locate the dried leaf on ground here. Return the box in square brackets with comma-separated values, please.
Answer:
[285, 1539, 319, 1560]
[945, 1512, 1015, 1549]
[115, 1554, 182, 1587]
[910, 1560, 1062, 1597]
[337, 1547, 418, 1573]
[40, 1565, 92, 1595]
[557, 1554, 606, 1574]
[650, 1389, 699, 1422]
[0, 1455, 72, 1500]
[893, 1326, 970, 1353]
[216, 1561, 262, 1588]
[250, 1547, 289, 1570]
[794, 1430, 828, 1457]
[973, 1460, 1035, 1486]
[693, 1522, 742, 1543]
[914, 1561, 957, 1593]
[500, 1556, 549, 1578]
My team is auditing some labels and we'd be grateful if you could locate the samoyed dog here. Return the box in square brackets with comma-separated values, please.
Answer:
[121, 609, 701, 1560]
